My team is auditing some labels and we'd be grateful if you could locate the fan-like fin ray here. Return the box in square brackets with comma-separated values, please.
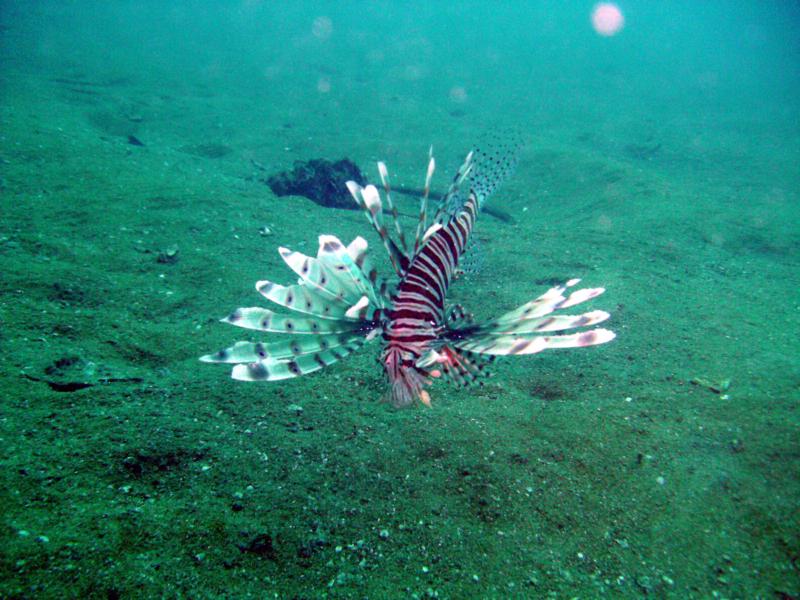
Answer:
[200, 332, 363, 364]
[488, 280, 607, 325]
[477, 310, 610, 336]
[278, 247, 360, 306]
[317, 235, 383, 308]
[230, 341, 365, 382]
[413, 151, 436, 254]
[453, 328, 616, 356]
[220, 307, 363, 334]
[256, 280, 357, 320]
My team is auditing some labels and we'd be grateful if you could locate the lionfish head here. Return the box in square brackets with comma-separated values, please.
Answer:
[381, 347, 432, 408]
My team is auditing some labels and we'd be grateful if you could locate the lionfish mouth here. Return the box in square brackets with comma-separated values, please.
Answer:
[201, 137, 616, 408]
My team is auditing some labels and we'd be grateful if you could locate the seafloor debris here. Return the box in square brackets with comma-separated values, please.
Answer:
[182, 143, 232, 159]
[624, 141, 661, 160]
[238, 533, 277, 560]
[23, 355, 142, 392]
[156, 245, 180, 264]
[266, 158, 367, 209]
[121, 447, 208, 479]
[690, 376, 731, 394]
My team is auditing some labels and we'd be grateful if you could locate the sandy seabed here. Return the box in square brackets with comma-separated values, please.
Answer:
[1, 3, 798, 598]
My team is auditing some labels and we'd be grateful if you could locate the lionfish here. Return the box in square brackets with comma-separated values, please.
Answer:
[201, 141, 615, 407]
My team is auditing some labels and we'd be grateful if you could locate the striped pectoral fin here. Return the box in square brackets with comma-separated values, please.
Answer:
[278, 246, 360, 305]
[489, 282, 573, 324]
[557, 286, 607, 310]
[535, 328, 616, 349]
[490, 280, 608, 325]
[200, 332, 365, 364]
[485, 310, 611, 335]
[221, 307, 362, 334]
[454, 328, 616, 356]
[201, 340, 265, 364]
[346, 237, 380, 285]
[317, 235, 383, 308]
[256, 279, 356, 320]
[348, 238, 397, 303]
[230, 341, 365, 382]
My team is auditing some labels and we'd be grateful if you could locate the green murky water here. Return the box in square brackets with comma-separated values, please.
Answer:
[1, 2, 798, 597]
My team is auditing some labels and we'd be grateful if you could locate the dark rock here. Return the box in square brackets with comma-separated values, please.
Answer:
[44, 380, 94, 392]
[509, 453, 529, 465]
[239, 533, 277, 560]
[267, 158, 367, 209]
[107, 588, 122, 600]
[50, 282, 86, 306]
[44, 356, 83, 377]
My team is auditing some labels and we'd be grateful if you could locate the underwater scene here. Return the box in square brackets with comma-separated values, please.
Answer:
[1, 1, 798, 598]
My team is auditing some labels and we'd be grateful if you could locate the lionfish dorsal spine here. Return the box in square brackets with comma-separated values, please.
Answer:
[345, 180, 407, 277]
[432, 150, 474, 224]
[377, 161, 408, 254]
[412, 151, 436, 255]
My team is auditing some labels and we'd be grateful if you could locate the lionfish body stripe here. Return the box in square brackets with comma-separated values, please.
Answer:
[380, 193, 479, 406]
[202, 138, 616, 407]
